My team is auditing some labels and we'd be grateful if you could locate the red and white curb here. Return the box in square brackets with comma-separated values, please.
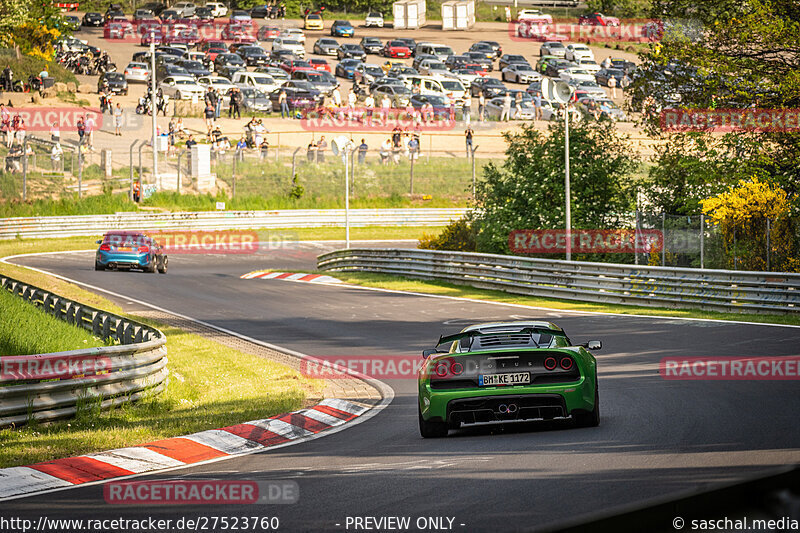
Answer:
[0, 399, 366, 501]
[241, 271, 342, 284]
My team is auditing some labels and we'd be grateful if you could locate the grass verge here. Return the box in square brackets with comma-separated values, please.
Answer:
[0, 288, 106, 356]
[0, 238, 324, 468]
[322, 272, 800, 327]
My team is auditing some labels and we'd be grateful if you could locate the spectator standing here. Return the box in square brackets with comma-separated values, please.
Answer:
[608, 75, 617, 98]
[316, 135, 327, 162]
[478, 93, 485, 122]
[307, 140, 317, 162]
[332, 87, 342, 107]
[601, 57, 612, 68]
[236, 137, 246, 159]
[204, 100, 216, 134]
[77, 116, 86, 146]
[1, 66, 11, 92]
[1, 104, 9, 147]
[85, 114, 96, 149]
[214, 88, 222, 118]
[500, 92, 512, 121]
[380, 94, 391, 123]
[259, 138, 270, 160]
[465, 125, 473, 157]
[50, 142, 63, 166]
[379, 138, 392, 165]
[114, 103, 123, 135]
[463, 94, 471, 123]
[279, 89, 289, 118]
[514, 91, 523, 119]
[391, 126, 402, 148]
[229, 87, 241, 119]
[347, 88, 356, 120]
[357, 138, 368, 164]
[407, 134, 419, 161]
[15, 117, 25, 146]
[185, 134, 197, 148]
[364, 94, 374, 125]
[50, 121, 60, 143]
[133, 180, 141, 202]
[168, 119, 176, 154]
[533, 91, 542, 121]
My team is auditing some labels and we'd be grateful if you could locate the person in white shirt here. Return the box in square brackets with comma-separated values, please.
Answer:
[332, 88, 342, 107]
[347, 89, 356, 120]
[380, 95, 391, 123]
[85, 115, 96, 149]
[50, 122, 60, 143]
[500, 92, 512, 121]
[463, 95, 472, 124]
[364, 94, 375, 124]
[379, 138, 392, 165]
[608, 75, 618, 98]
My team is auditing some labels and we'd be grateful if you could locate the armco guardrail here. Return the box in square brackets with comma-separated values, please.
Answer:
[317, 248, 800, 314]
[0, 276, 168, 427]
[0, 209, 467, 240]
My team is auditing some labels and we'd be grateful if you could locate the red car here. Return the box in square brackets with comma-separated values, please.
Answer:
[221, 22, 256, 41]
[257, 25, 281, 41]
[309, 58, 331, 72]
[578, 12, 620, 26]
[463, 63, 487, 75]
[280, 59, 314, 74]
[382, 40, 411, 58]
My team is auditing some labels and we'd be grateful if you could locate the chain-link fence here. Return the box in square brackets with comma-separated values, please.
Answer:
[635, 211, 800, 272]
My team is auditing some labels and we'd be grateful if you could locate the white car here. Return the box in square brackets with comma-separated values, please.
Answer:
[565, 44, 594, 62]
[256, 66, 290, 83]
[231, 71, 281, 93]
[173, 2, 196, 17]
[159, 76, 205, 100]
[516, 8, 552, 23]
[577, 59, 601, 74]
[559, 67, 596, 84]
[449, 69, 483, 88]
[279, 28, 306, 44]
[434, 76, 467, 104]
[206, 2, 228, 17]
[229, 10, 252, 22]
[502, 63, 541, 84]
[364, 11, 384, 27]
[418, 59, 447, 76]
[271, 37, 305, 58]
[124, 62, 150, 83]
[196, 75, 235, 93]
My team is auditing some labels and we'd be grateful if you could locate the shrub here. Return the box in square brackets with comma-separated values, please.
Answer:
[418, 217, 477, 252]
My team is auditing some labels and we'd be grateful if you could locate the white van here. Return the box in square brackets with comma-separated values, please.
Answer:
[231, 71, 281, 93]
[415, 43, 455, 62]
[404, 75, 466, 104]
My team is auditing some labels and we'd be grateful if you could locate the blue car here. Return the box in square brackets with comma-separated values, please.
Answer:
[335, 58, 362, 79]
[95, 231, 168, 273]
[330, 20, 354, 37]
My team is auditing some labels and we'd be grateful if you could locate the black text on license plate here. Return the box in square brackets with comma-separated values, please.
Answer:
[479, 372, 530, 386]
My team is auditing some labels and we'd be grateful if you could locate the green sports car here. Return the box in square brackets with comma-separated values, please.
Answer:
[418, 321, 601, 438]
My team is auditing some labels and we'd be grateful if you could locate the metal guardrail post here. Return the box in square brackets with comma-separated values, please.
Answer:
[291, 146, 301, 184]
[78, 149, 83, 199]
[22, 138, 28, 201]
[700, 214, 704, 269]
[129, 139, 140, 202]
[177, 149, 184, 194]
[661, 212, 666, 266]
[138, 142, 145, 186]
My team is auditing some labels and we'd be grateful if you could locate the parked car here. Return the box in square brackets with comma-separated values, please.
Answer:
[176, 59, 210, 78]
[544, 59, 575, 78]
[98, 71, 128, 95]
[409, 93, 450, 119]
[83, 12, 104, 26]
[335, 58, 362, 79]
[313, 38, 340, 56]
[195, 7, 214, 21]
[382, 40, 411, 59]
[371, 83, 411, 107]
[498, 55, 529, 73]
[292, 69, 338, 95]
[235, 85, 273, 112]
[578, 12, 620, 26]
[330, 20, 354, 37]
[395, 37, 417, 55]
[577, 58, 601, 74]
[249, 4, 270, 18]
[559, 67, 596, 84]
[197, 75, 236, 94]
[173, 2, 196, 18]
[388, 64, 417, 78]
[364, 11, 384, 28]
[230, 10, 252, 22]
[502, 63, 540, 84]
[257, 25, 281, 41]
[359, 37, 383, 55]
[272, 37, 306, 59]
[541, 41, 569, 58]
[337, 43, 366, 61]
[237, 45, 270, 66]
[464, 51, 494, 71]
[95, 231, 168, 273]
[267, 80, 322, 110]
[353, 63, 383, 85]
[473, 40, 502, 58]
[568, 79, 606, 98]
[159, 75, 204, 99]
[595, 67, 626, 86]
[309, 58, 332, 72]
[304, 13, 324, 30]
[214, 52, 246, 71]
[206, 2, 228, 17]
[279, 28, 306, 44]
[470, 76, 506, 98]
[565, 44, 594, 62]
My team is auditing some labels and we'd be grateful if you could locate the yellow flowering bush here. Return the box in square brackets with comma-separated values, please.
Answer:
[701, 178, 798, 272]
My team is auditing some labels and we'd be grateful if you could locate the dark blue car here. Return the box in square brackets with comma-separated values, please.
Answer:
[95, 231, 168, 273]
[335, 58, 362, 79]
[330, 20, 354, 37]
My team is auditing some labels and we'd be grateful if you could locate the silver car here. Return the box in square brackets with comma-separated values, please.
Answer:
[540, 41, 567, 58]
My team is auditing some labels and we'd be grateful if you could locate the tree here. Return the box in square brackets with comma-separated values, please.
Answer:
[701, 177, 798, 271]
[586, 0, 651, 18]
[628, 0, 800, 207]
[473, 118, 638, 254]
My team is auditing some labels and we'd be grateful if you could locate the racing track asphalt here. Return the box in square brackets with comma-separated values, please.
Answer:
[5, 242, 800, 532]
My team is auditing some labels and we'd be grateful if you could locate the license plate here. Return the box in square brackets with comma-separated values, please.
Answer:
[479, 372, 530, 386]
[117, 246, 132, 252]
